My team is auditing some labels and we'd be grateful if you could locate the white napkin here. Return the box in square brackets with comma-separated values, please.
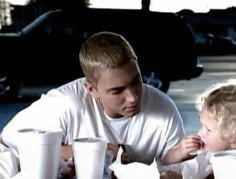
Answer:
[0, 143, 19, 179]
[158, 151, 212, 179]
[109, 147, 160, 179]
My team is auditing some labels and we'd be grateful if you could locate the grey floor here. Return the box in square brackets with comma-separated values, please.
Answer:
[168, 55, 236, 135]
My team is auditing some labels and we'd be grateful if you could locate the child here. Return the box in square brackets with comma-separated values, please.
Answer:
[160, 80, 236, 179]
[196, 80, 236, 152]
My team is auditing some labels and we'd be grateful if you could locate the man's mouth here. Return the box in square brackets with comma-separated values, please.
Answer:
[126, 105, 137, 111]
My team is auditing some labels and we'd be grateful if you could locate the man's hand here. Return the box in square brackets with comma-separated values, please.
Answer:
[61, 145, 73, 160]
[107, 143, 120, 161]
[107, 143, 130, 164]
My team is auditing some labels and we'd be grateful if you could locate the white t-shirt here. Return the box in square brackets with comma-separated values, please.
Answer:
[1, 78, 185, 164]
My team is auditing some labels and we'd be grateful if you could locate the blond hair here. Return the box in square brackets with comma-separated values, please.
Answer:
[196, 79, 236, 143]
[79, 31, 137, 87]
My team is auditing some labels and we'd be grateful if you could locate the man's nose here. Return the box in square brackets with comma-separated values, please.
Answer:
[125, 88, 138, 103]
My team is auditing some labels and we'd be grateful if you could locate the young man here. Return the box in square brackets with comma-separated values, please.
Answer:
[1, 31, 186, 165]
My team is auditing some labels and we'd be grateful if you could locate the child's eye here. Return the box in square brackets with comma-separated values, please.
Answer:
[202, 126, 211, 133]
[207, 128, 212, 133]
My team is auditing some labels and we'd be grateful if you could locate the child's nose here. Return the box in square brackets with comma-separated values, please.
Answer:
[198, 127, 204, 138]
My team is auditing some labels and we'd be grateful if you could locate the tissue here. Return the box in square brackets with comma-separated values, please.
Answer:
[0, 143, 18, 179]
[109, 147, 160, 179]
[110, 161, 160, 179]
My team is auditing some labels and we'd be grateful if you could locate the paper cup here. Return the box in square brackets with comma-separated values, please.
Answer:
[72, 137, 108, 179]
[17, 128, 63, 179]
[211, 149, 236, 179]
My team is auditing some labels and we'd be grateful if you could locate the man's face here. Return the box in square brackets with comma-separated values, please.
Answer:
[198, 110, 231, 152]
[93, 61, 142, 118]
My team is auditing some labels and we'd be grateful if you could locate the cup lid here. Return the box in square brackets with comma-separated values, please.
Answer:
[72, 137, 108, 151]
[74, 137, 106, 143]
[17, 128, 63, 145]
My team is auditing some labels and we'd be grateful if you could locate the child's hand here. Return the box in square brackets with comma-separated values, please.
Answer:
[162, 134, 203, 164]
[178, 134, 202, 158]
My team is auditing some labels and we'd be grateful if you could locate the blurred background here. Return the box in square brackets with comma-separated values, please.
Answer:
[1, 0, 236, 135]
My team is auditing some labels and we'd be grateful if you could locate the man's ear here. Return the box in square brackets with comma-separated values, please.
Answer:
[85, 81, 97, 98]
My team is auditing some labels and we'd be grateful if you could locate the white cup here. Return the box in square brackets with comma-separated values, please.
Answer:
[72, 137, 108, 179]
[16, 128, 63, 179]
[211, 149, 236, 179]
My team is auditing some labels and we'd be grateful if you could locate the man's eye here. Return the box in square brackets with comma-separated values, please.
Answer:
[112, 89, 123, 94]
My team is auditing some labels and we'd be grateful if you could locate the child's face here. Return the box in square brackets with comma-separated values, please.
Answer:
[198, 110, 231, 152]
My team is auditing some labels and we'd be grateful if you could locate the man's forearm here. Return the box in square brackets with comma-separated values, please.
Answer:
[61, 144, 73, 160]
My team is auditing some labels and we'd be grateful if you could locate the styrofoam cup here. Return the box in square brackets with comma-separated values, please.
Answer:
[72, 137, 108, 179]
[17, 128, 63, 179]
[211, 149, 236, 179]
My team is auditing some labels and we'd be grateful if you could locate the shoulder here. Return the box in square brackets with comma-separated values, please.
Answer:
[56, 77, 86, 95]
[142, 84, 177, 111]
[24, 78, 89, 114]
[43, 77, 89, 105]
[140, 84, 182, 127]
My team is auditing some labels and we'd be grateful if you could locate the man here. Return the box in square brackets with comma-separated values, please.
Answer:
[1, 31, 186, 165]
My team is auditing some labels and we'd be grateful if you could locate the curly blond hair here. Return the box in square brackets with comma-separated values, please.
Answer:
[196, 79, 236, 143]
